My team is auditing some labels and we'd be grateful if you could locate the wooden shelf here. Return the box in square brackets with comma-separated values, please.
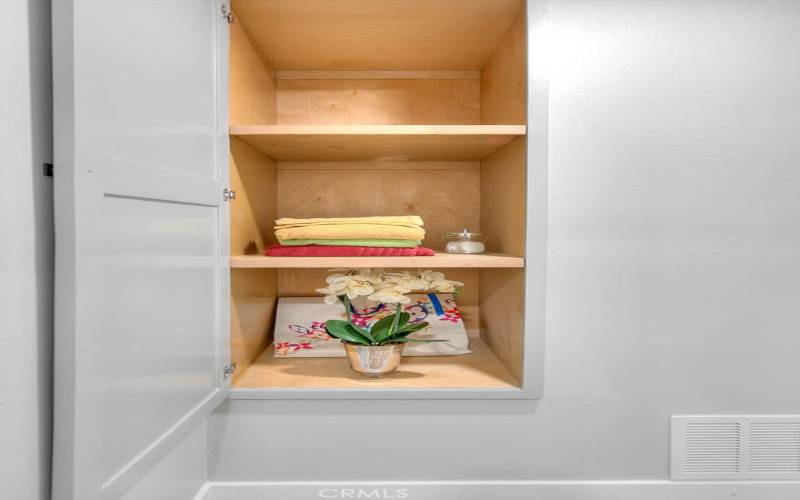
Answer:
[232, 338, 519, 390]
[233, 0, 524, 71]
[230, 125, 526, 161]
[230, 252, 524, 269]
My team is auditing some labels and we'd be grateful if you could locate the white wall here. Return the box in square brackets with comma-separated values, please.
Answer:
[5, 0, 800, 497]
[208, 0, 800, 482]
[0, 1, 54, 499]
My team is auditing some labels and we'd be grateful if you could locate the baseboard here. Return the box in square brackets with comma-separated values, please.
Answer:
[197, 480, 800, 500]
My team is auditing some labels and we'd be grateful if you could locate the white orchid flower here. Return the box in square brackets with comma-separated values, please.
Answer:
[430, 277, 464, 293]
[323, 274, 349, 290]
[430, 280, 457, 292]
[367, 286, 412, 304]
[317, 269, 378, 302]
[319, 268, 460, 308]
[355, 268, 383, 284]
[383, 271, 428, 291]
[419, 270, 445, 282]
[418, 270, 463, 292]
[323, 293, 340, 305]
[345, 281, 375, 299]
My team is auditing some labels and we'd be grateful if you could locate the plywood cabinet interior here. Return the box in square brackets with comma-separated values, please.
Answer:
[228, 0, 531, 396]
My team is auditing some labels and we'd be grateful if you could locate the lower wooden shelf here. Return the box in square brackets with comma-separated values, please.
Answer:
[232, 337, 519, 390]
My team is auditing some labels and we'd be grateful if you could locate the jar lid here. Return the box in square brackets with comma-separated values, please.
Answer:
[445, 228, 483, 239]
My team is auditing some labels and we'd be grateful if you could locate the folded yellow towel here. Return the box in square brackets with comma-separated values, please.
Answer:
[275, 215, 424, 230]
[275, 223, 425, 242]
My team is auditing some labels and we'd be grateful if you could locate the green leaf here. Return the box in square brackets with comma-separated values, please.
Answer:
[394, 321, 430, 335]
[350, 323, 368, 334]
[383, 322, 429, 342]
[349, 323, 375, 343]
[325, 320, 371, 345]
[377, 312, 411, 342]
[390, 338, 450, 343]
[395, 312, 411, 328]
[387, 322, 449, 343]
[371, 314, 398, 343]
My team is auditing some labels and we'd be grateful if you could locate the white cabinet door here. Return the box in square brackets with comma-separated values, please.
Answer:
[52, 1, 229, 499]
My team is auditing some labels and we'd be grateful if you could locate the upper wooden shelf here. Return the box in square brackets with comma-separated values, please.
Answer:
[230, 252, 524, 269]
[229, 125, 526, 161]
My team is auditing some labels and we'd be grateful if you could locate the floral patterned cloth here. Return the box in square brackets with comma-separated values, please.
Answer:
[273, 294, 471, 357]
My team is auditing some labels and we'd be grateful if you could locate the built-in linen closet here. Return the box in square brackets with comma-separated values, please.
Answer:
[227, 0, 535, 396]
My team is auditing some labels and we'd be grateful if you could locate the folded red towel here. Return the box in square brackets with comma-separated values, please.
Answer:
[265, 244, 435, 257]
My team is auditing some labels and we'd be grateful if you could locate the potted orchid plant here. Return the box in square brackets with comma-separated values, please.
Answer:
[316, 268, 463, 377]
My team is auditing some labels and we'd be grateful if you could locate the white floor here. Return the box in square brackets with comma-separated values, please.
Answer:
[197, 480, 800, 500]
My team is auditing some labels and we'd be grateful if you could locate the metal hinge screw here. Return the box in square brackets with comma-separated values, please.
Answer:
[223, 188, 236, 201]
[223, 362, 237, 378]
[222, 5, 235, 24]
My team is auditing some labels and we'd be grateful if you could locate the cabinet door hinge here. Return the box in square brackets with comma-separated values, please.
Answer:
[221, 5, 235, 24]
[223, 362, 237, 378]
[223, 187, 236, 201]
[43, 163, 53, 177]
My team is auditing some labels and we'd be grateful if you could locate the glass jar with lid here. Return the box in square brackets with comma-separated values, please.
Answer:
[444, 228, 486, 254]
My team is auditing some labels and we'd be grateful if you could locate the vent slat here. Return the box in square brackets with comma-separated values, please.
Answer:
[749, 419, 800, 476]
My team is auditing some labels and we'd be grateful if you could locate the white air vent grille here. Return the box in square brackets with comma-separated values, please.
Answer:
[682, 421, 741, 474]
[672, 415, 800, 480]
[748, 422, 800, 474]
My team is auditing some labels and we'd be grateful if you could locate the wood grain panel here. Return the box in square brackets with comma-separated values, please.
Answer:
[230, 138, 278, 380]
[276, 162, 480, 248]
[277, 79, 480, 125]
[231, 268, 277, 382]
[229, 137, 277, 256]
[228, 9, 279, 382]
[233, 0, 524, 70]
[229, 9, 276, 125]
[480, 7, 526, 124]
[480, 136, 526, 256]
[479, 269, 524, 382]
[478, 131, 526, 382]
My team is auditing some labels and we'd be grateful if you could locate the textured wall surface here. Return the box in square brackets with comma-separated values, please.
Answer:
[0, 1, 54, 499]
[208, 0, 800, 481]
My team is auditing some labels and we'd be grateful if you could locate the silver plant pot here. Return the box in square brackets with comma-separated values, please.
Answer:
[342, 342, 405, 377]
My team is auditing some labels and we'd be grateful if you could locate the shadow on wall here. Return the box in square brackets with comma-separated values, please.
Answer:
[27, 0, 55, 498]
[0, 1, 54, 500]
